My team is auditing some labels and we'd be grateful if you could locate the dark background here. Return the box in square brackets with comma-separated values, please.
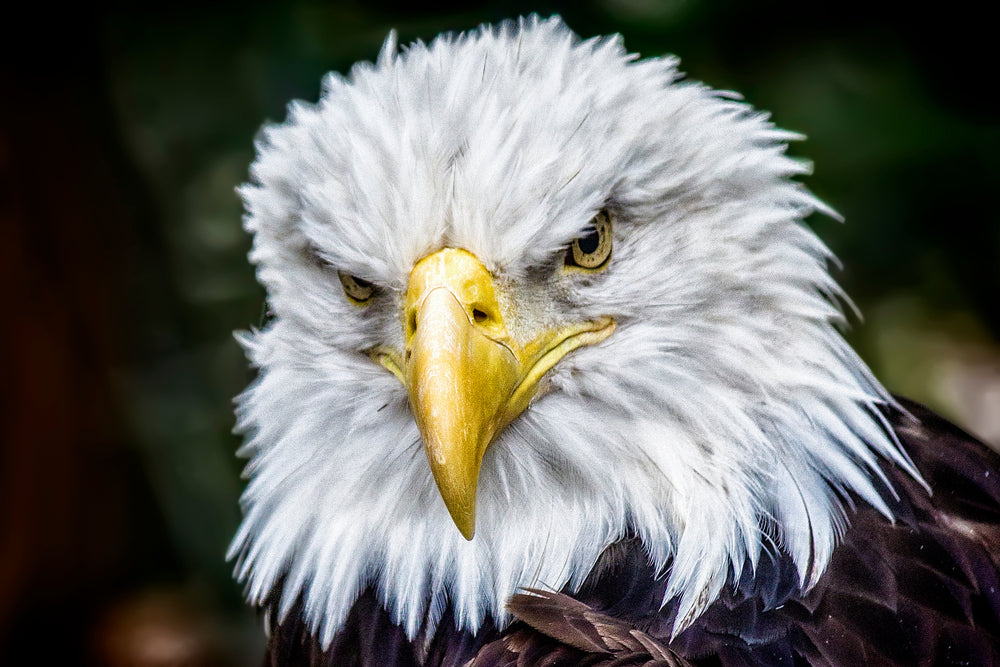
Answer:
[2, 1, 997, 664]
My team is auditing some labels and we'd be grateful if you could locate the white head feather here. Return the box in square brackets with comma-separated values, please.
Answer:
[229, 16, 920, 646]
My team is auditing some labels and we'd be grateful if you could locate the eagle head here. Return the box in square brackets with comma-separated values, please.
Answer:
[228, 16, 917, 646]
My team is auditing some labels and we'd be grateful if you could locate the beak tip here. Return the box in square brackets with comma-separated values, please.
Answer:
[451, 508, 476, 540]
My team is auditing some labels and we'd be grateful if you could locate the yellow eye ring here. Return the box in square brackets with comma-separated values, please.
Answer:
[565, 210, 612, 270]
[338, 271, 376, 303]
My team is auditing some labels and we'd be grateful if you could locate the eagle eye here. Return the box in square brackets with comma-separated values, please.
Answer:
[338, 272, 376, 304]
[565, 210, 612, 270]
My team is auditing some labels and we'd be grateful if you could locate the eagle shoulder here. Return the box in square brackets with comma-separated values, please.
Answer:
[264, 399, 1000, 666]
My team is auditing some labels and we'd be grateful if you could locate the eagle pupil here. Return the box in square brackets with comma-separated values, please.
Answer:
[577, 228, 600, 255]
[338, 271, 376, 303]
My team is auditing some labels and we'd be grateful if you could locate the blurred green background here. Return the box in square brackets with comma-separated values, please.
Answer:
[1, 1, 997, 664]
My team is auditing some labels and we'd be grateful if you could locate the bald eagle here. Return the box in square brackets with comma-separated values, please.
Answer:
[229, 16, 1000, 666]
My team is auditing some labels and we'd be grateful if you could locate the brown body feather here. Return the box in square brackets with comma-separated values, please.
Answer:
[264, 399, 1000, 666]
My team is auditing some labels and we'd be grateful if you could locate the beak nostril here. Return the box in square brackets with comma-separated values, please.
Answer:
[408, 310, 418, 335]
[472, 309, 488, 324]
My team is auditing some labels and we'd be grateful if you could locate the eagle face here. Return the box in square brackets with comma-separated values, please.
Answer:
[229, 16, 917, 647]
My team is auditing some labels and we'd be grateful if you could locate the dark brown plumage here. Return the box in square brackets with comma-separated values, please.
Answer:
[262, 399, 1000, 666]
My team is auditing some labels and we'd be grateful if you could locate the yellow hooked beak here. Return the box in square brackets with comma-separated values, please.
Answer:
[373, 248, 614, 540]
